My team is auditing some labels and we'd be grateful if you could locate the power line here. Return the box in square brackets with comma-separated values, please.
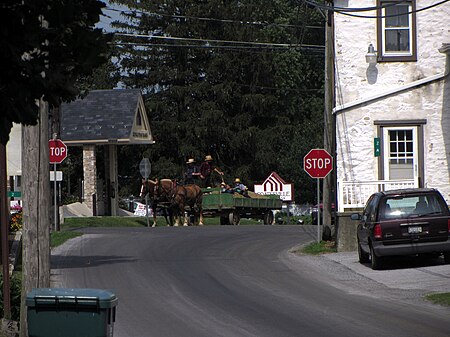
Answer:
[110, 41, 325, 53]
[302, 0, 410, 12]
[303, 0, 450, 18]
[114, 33, 325, 50]
[105, 6, 324, 30]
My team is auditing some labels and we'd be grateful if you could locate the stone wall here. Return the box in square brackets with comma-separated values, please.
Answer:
[336, 212, 358, 252]
[334, 0, 450, 204]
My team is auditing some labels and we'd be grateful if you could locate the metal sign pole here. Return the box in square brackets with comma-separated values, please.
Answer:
[145, 195, 149, 227]
[54, 162, 57, 232]
[139, 158, 152, 228]
[317, 178, 321, 243]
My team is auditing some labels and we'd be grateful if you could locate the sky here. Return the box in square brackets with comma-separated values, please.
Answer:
[97, 1, 127, 32]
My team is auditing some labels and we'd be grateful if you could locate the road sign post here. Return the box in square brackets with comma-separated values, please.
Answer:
[139, 158, 152, 227]
[303, 149, 333, 243]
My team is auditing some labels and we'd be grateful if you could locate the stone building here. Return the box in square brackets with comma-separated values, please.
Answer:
[333, 0, 450, 212]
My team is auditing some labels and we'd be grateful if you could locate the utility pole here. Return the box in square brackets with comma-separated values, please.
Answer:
[0, 143, 11, 320]
[20, 100, 51, 337]
[323, 3, 336, 240]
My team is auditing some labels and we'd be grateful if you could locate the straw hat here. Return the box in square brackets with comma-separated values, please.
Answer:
[235, 178, 241, 183]
[204, 155, 213, 161]
[186, 158, 195, 164]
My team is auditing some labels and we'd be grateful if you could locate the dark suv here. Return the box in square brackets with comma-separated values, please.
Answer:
[351, 188, 450, 270]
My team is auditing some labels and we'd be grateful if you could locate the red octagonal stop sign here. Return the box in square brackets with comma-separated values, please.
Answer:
[303, 149, 333, 178]
[49, 139, 68, 164]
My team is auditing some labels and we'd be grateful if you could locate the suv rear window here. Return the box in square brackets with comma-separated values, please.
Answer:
[380, 194, 445, 220]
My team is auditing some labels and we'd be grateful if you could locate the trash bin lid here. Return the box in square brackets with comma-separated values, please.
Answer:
[26, 288, 118, 309]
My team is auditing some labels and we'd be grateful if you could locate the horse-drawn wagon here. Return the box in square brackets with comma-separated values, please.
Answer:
[201, 188, 282, 225]
[140, 179, 282, 226]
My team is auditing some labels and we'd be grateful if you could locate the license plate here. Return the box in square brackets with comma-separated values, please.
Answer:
[408, 226, 422, 234]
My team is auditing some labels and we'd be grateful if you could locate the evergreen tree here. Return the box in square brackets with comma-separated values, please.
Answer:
[110, 0, 325, 202]
[0, 0, 112, 145]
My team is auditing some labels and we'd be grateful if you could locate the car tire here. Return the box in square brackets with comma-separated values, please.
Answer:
[444, 252, 450, 264]
[370, 244, 383, 270]
[358, 240, 370, 264]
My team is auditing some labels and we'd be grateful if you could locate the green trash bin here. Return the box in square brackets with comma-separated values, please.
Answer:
[26, 288, 118, 337]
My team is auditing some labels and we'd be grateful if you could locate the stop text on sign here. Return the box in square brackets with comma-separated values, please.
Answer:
[50, 147, 66, 157]
[49, 139, 68, 164]
[304, 157, 331, 170]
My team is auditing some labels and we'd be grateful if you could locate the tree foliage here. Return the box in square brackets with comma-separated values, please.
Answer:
[0, 0, 112, 145]
[110, 0, 325, 202]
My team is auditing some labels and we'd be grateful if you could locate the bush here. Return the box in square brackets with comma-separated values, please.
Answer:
[62, 194, 79, 205]
[0, 272, 22, 322]
[9, 211, 22, 232]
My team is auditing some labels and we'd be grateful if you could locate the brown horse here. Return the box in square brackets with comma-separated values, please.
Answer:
[140, 179, 203, 227]
[140, 179, 177, 227]
[172, 184, 204, 226]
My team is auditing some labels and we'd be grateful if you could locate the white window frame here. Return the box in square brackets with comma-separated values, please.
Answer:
[381, 2, 413, 57]
[383, 126, 418, 181]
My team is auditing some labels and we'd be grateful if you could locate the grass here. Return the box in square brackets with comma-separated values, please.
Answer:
[50, 231, 83, 248]
[51, 216, 265, 248]
[425, 293, 450, 307]
[296, 240, 337, 255]
[62, 216, 148, 228]
[62, 215, 266, 228]
[289, 240, 336, 255]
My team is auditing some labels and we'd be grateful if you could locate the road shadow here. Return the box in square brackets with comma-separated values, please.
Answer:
[361, 254, 447, 270]
[51, 255, 137, 269]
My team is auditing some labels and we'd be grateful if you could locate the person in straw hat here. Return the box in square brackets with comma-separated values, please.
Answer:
[184, 158, 200, 185]
[199, 155, 224, 188]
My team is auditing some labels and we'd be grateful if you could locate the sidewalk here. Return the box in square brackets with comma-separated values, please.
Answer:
[324, 252, 450, 293]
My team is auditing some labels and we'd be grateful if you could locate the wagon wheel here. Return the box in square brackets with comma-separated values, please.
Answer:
[263, 210, 274, 225]
[220, 216, 229, 226]
[228, 211, 241, 226]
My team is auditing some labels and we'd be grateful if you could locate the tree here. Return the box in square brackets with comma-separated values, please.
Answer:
[1, 1, 112, 334]
[0, 0, 112, 145]
[110, 0, 325, 203]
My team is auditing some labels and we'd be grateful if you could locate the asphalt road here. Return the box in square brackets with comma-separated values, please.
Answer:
[51, 225, 450, 337]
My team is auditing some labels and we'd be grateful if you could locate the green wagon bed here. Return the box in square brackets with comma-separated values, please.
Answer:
[201, 188, 282, 225]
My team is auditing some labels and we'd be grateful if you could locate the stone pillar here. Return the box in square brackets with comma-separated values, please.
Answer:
[83, 145, 96, 214]
[108, 144, 118, 216]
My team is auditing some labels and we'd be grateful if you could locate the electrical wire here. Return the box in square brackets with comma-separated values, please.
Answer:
[111, 41, 325, 54]
[104, 6, 324, 30]
[114, 33, 325, 50]
[303, 0, 450, 19]
[303, 0, 410, 12]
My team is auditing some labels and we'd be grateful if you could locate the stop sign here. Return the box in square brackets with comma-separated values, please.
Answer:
[304, 149, 333, 178]
[49, 139, 68, 164]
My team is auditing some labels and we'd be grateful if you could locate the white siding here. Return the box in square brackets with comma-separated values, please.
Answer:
[334, 0, 450, 203]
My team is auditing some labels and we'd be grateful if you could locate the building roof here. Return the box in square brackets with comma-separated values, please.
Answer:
[61, 89, 154, 145]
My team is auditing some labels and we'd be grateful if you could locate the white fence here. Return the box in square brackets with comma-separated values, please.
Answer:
[337, 179, 417, 212]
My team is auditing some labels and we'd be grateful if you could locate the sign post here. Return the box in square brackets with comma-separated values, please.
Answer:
[303, 149, 333, 242]
[139, 158, 151, 227]
[49, 138, 68, 231]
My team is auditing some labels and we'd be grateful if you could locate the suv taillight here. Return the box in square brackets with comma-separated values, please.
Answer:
[374, 224, 382, 239]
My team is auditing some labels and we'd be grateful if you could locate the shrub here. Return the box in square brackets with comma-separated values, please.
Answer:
[0, 272, 22, 322]
[63, 194, 80, 205]
[9, 211, 23, 232]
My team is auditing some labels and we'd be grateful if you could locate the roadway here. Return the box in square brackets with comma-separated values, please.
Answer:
[51, 225, 450, 337]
